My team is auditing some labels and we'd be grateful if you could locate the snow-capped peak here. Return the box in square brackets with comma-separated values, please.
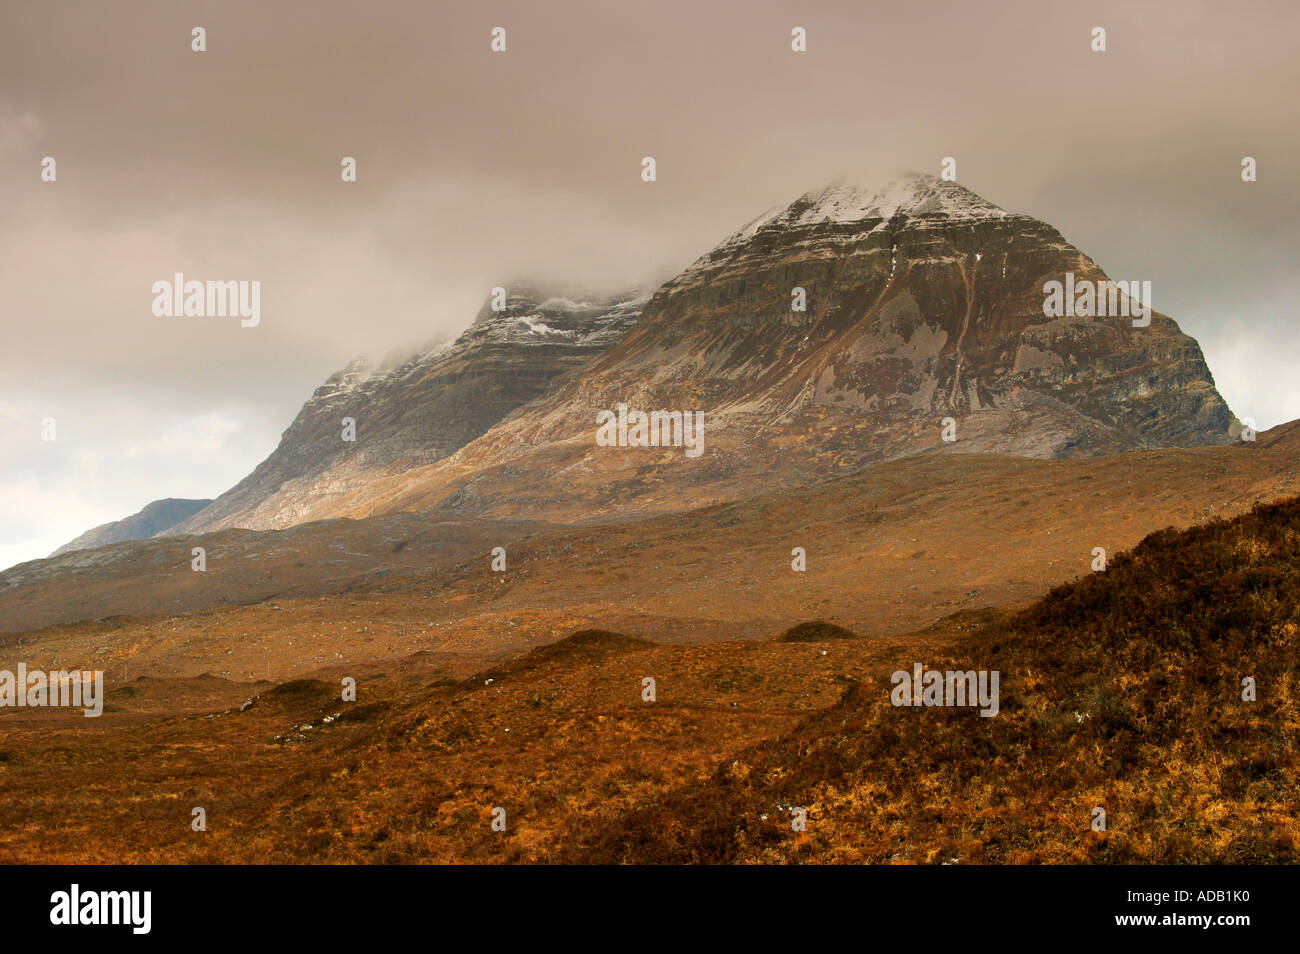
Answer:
[680, 174, 1013, 279]
[787, 173, 1006, 227]
[722, 174, 1006, 245]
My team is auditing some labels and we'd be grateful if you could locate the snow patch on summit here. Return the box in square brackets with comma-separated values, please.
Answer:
[788, 174, 1007, 228]
[685, 174, 1013, 277]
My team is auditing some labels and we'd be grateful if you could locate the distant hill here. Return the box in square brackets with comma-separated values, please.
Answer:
[50, 498, 213, 556]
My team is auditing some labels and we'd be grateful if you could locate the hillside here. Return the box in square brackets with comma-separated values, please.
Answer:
[570, 497, 1300, 863]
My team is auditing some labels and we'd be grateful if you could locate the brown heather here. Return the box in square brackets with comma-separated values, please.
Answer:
[0, 497, 1295, 864]
[571, 498, 1300, 863]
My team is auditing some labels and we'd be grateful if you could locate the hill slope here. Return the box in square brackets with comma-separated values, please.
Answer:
[569, 496, 1300, 863]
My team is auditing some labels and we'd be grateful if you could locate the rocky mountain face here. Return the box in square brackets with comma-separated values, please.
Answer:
[50, 498, 212, 556]
[302, 173, 1236, 523]
[168, 285, 647, 534]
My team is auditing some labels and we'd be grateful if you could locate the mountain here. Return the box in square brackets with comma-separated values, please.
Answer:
[168, 284, 648, 534]
[50, 498, 212, 556]
[286, 173, 1236, 524]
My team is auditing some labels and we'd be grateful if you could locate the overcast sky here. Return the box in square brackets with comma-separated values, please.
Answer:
[1, 0, 1297, 570]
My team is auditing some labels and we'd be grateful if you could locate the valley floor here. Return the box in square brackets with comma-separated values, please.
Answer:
[0, 613, 982, 863]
